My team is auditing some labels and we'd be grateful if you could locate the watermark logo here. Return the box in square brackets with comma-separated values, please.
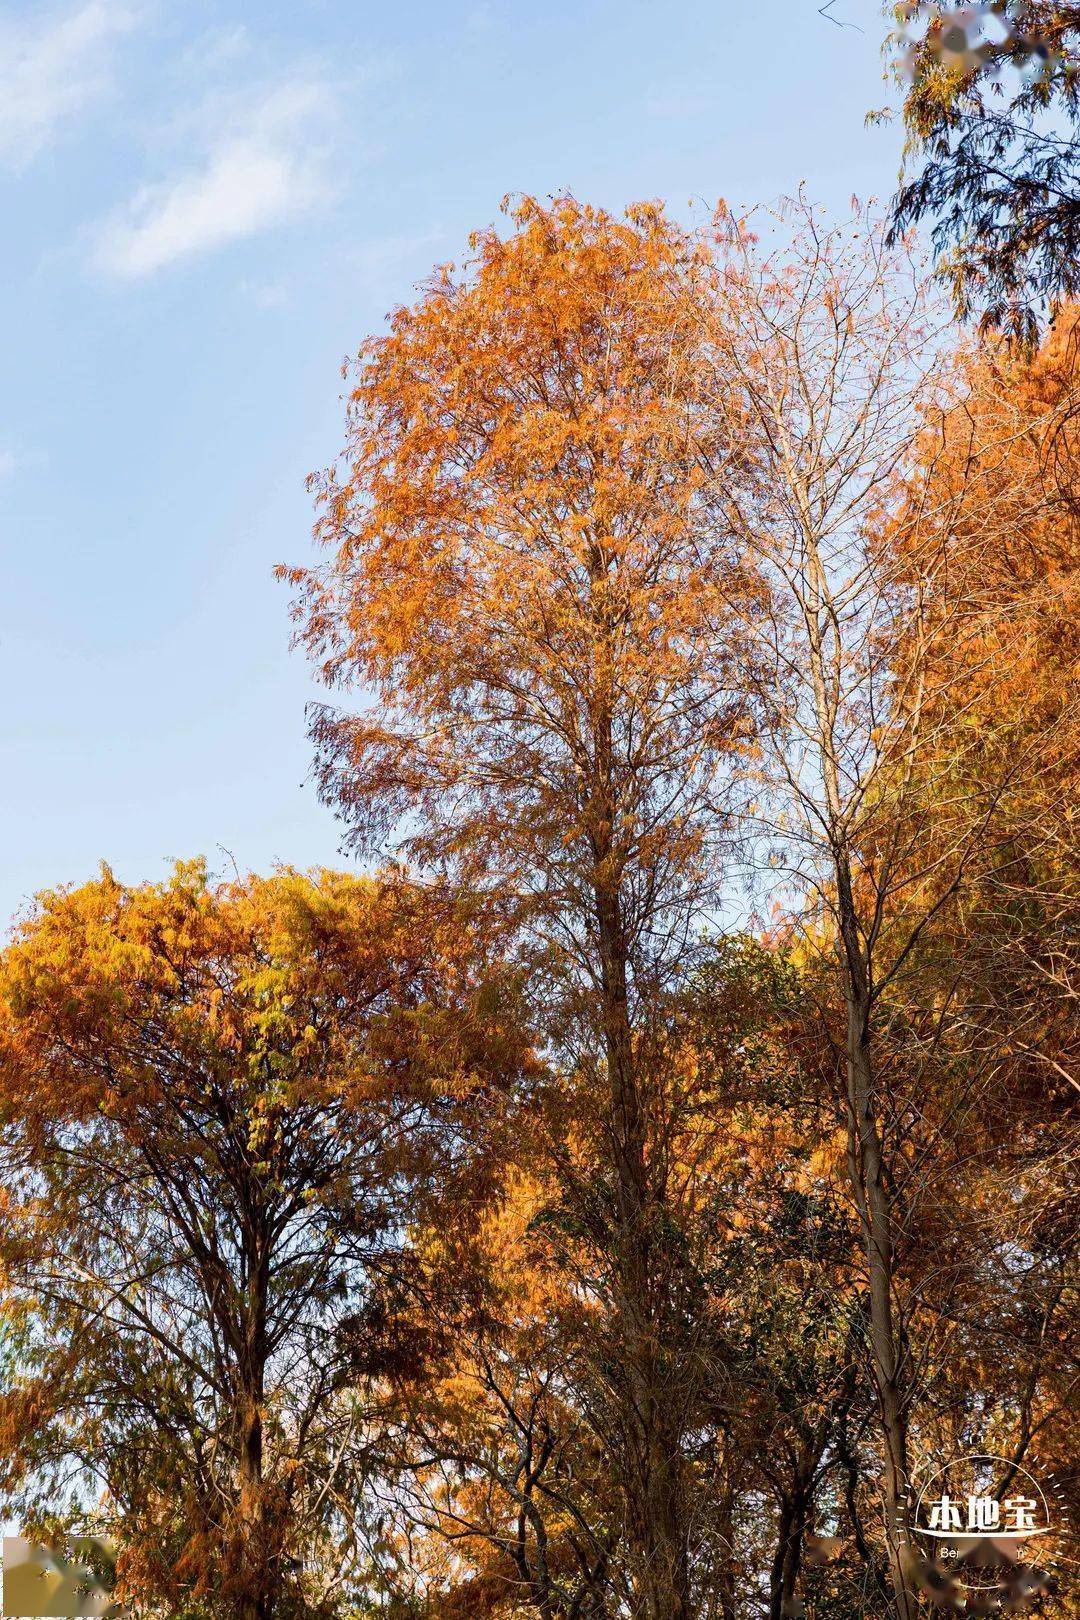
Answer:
[893, 3, 1063, 83]
[915, 1459, 1051, 1543]
[904, 1454, 1065, 1610]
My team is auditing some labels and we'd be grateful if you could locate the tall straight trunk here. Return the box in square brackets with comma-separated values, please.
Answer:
[236, 1204, 275, 1620]
[714, 1467, 739, 1620]
[801, 532, 914, 1620]
[836, 862, 913, 1620]
[588, 552, 690, 1620]
[595, 880, 691, 1620]
[237, 1403, 271, 1620]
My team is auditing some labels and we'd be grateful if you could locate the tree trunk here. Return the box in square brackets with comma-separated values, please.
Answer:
[713, 1468, 739, 1620]
[768, 1444, 816, 1620]
[237, 1400, 271, 1620]
[595, 879, 690, 1620]
[236, 1205, 275, 1620]
[587, 543, 690, 1620]
[801, 526, 914, 1620]
[836, 864, 913, 1620]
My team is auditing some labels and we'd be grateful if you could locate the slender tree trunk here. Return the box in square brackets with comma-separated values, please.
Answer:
[768, 1444, 817, 1620]
[801, 527, 914, 1620]
[587, 550, 690, 1620]
[769, 1497, 797, 1620]
[713, 1467, 739, 1620]
[836, 866, 913, 1620]
[236, 1206, 275, 1620]
[595, 882, 690, 1620]
[769, 1492, 807, 1620]
[237, 1402, 270, 1620]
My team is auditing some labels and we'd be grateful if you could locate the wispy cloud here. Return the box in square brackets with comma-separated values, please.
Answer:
[0, 450, 19, 483]
[0, 0, 140, 170]
[93, 76, 339, 279]
[181, 24, 250, 75]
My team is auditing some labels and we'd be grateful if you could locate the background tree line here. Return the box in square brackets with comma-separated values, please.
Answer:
[0, 184, 1076, 1620]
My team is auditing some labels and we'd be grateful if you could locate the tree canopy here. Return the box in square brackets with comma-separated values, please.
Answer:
[889, 1, 1080, 339]
[1, 195, 1077, 1620]
[0, 862, 531, 1620]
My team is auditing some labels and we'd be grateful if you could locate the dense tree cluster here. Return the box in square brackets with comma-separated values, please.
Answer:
[0, 197, 1076, 1620]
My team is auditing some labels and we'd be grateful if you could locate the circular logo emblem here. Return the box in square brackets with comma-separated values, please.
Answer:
[905, 1454, 1065, 1609]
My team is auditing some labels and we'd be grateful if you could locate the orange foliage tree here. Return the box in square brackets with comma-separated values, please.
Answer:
[689, 199, 1079, 1618]
[0, 861, 530, 1620]
[282, 194, 764, 1620]
[2, 194, 1076, 1620]
[884, 310, 1080, 1564]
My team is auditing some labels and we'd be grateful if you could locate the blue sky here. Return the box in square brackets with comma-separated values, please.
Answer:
[0, 0, 904, 928]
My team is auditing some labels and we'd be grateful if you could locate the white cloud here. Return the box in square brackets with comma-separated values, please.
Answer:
[181, 24, 250, 75]
[0, 451, 18, 482]
[0, 1, 140, 170]
[93, 77, 337, 278]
